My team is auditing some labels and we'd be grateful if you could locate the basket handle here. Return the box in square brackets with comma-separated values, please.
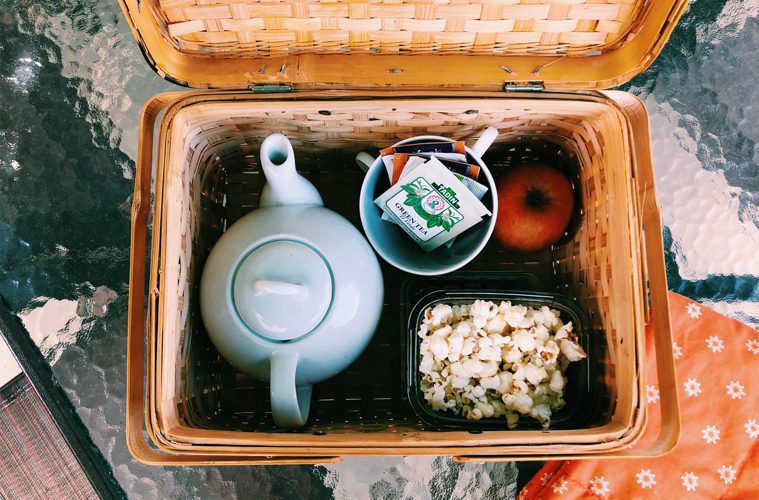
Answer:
[126, 92, 341, 465]
[608, 90, 680, 457]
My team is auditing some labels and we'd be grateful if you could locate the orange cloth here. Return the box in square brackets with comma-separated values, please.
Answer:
[519, 292, 759, 498]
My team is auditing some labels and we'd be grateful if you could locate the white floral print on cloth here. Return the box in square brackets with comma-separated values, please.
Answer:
[706, 335, 725, 353]
[673, 341, 683, 360]
[635, 469, 656, 489]
[686, 302, 702, 319]
[745, 419, 759, 439]
[702, 425, 720, 444]
[551, 477, 569, 494]
[646, 385, 660, 404]
[725, 380, 745, 400]
[589, 476, 609, 497]
[681, 471, 699, 492]
[519, 293, 759, 499]
[717, 465, 736, 485]
[684, 377, 702, 397]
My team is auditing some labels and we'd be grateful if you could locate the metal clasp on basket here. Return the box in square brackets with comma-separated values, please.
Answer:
[249, 83, 293, 94]
[248, 64, 292, 93]
[503, 82, 545, 92]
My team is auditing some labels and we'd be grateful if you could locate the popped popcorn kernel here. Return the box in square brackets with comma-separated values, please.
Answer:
[418, 299, 586, 428]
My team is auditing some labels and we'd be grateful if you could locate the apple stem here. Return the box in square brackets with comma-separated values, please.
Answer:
[525, 187, 550, 210]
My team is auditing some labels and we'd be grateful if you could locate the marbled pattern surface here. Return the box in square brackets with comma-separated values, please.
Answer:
[0, 0, 757, 497]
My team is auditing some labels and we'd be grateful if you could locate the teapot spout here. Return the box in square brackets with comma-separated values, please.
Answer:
[259, 134, 323, 207]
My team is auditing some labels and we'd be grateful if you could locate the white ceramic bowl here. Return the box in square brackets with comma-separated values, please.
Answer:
[357, 128, 499, 275]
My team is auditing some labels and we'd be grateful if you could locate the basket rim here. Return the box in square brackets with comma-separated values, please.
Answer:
[144, 91, 649, 453]
[125, 90, 678, 464]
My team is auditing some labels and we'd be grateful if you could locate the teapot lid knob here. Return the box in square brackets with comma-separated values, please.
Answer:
[233, 240, 332, 342]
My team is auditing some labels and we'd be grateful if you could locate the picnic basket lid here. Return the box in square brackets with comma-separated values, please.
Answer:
[118, 0, 688, 91]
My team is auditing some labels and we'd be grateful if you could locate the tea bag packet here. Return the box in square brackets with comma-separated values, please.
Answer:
[380, 150, 489, 226]
[381, 152, 468, 186]
[380, 140, 466, 156]
[457, 174, 488, 199]
[428, 157, 480, 180]
[380, 169, 489, 249]
[375, 157, 491, 251]
[382, 155, 394, 180]
[392, 154, 480, 182]
[392, 154, 427, 184]
[381, 169, 488, 224]
[380, 154, 425, 185]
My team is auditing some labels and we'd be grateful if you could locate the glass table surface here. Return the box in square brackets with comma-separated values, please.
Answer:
[1, 0, 757, 497]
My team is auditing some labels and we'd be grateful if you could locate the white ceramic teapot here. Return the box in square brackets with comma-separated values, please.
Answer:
[200, 134, 383, 428]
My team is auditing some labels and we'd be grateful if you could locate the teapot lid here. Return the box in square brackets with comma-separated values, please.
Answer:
[233, 240, 332, 342]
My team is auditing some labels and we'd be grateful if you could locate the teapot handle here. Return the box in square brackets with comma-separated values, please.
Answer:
[270, 351, 312, 428]
[355, 152, 376, 174]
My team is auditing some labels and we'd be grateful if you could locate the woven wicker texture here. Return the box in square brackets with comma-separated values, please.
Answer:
[155, 0, 647, 56]
[147, 97, 641, 447]
[0, 377, 98, 500]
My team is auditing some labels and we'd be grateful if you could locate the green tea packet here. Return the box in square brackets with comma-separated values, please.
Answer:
[380, 158, 488, 218]
[374, 157, 491, 251]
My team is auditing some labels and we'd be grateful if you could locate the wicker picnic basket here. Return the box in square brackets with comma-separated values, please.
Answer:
[121, 0, 686, 465]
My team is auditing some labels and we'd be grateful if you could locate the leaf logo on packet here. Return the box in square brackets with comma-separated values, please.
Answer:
[375, 157, 491, 251]
[400, 178, 464, 232]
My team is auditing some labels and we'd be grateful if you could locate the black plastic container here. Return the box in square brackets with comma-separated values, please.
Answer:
[401, 272, 596, 431]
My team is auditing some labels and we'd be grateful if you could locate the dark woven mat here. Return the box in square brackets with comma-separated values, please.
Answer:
[0, 375, 99, 499]
[0, 302, 125, 500]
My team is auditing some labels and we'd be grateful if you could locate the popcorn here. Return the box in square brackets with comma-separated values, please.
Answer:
[560, 338, 586, 362]
[504, 392, 533, 414]
[449, 361, 470, 378]
[497, 371, 514, 394]
[418, 299, 586, 428]
[506, 412, 519, 428]
[502, 303, 531, 328]
[471, 386, 486, 398]
[533, 324, 550, 341]
[420, 354, 435, 374]
[426, 304, 454, 327]
[484, 315, 507, 334]
[470, 300, 498, 328]
[452, 304, 468, 319]
[516, 363, 548, 386]
[479, 360, 500, 378]
[477, 337, 502, 361]
[447, 332, 465, 362]
[461, 337, 476, 356]
[512, 330, 537, 352]
[537, 340, 561, 364]
[530, 403, 552, 426]
[455, 320, 473, 336]
[549, 369, 566, 392]
[480, 375, 501, 391]
[450, 376, 470, 389]
[488, 333, 510, 346]
[475, 401, 495, 418]
[502, 346, 523, 363]
[429, 336, 449, 359]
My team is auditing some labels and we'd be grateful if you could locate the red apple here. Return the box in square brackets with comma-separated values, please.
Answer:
[494, 162, 574, 253]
